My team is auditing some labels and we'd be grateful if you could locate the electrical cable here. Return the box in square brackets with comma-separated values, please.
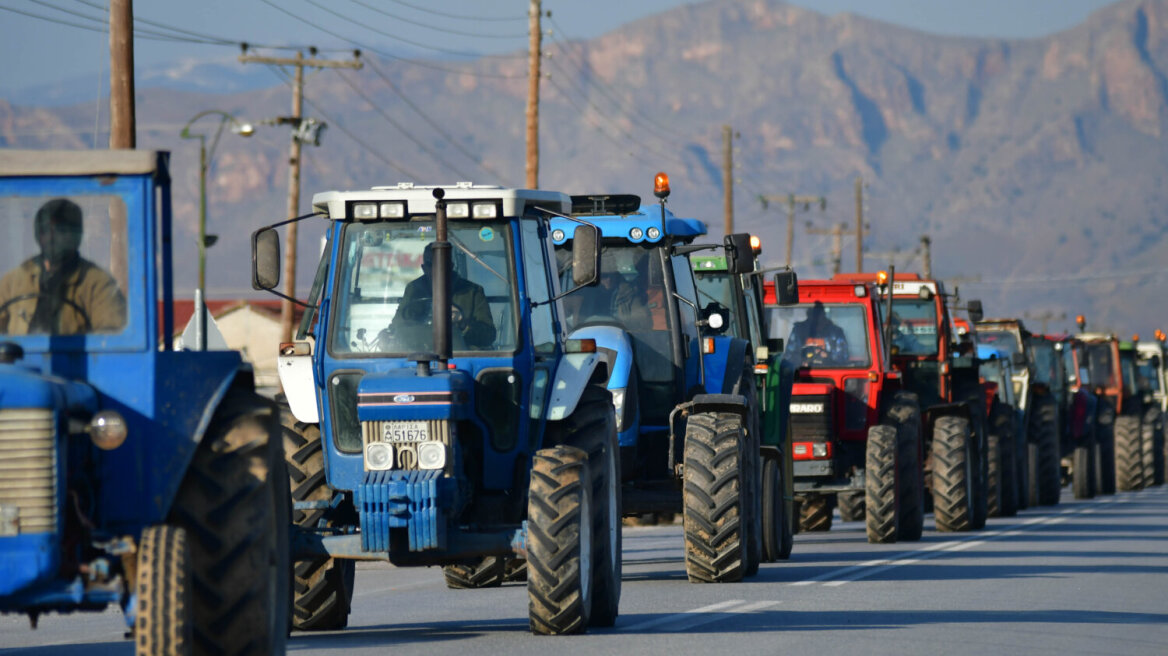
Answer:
[349, 0, 526, 39]
[385, 0, 526, 23]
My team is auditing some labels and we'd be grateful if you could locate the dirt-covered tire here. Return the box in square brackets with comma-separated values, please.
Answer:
[1097, 406, 1117, 495]
[968, 410, 989, 531]
[932, 415, 975, 533]
[443, 557, 506, 589]
[837, 491, 865, 522]
[987, 405, 1018, 517]
[504, 559, 528, 583]
[798, 494, 833, 532]
[890, 394, 923, 542]
[761, 456, 783, 562]
[1114, 413, 1145, 492]
[865, 425, 900, 544]
[683, 412, 748, 583]
[170, 391, 290, 655]
[735, 375, 762, 578]
[1142, 407, 1164, 487]
[134, 525, 192, 656]
[554, 383, 621, 627]
[1031, 399, 1061, 505]
[279, 406, 355, 629]
[527, 446, 593, 635]
[1072, 440, 1096, 499]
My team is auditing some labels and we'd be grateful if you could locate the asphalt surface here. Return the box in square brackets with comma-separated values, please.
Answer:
[4, 485, 1168, 655]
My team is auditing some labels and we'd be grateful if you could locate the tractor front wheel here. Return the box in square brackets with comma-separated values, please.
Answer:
[133, 525, 191, 656]
[932, 415, 975, 532]
[527, 446, 593, 635]
[865, 425, 900, 544]
[683, 412, 748, 583]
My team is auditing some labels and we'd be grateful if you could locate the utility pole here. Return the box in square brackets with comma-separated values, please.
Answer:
[108, 0, 133, 293]
[526, 0, 542, 189]
[806, 223, 849, 274]
[919, 234, 932, 279]
[854, 176, 864, 272]
[723, 125, 734, 236]
[240, 49, 362, 342]
[760, 193, 825, 268]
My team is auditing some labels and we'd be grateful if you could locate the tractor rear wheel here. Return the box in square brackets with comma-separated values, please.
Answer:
[555, 383, 621, 626]
[280, 406, 356, 629]
[528, 446, 593, 635]
[760, 456, 785, 562]
[1072, 439, 1096, 499]
[134, 525, 192, 656]
[798, 494, 833, 532]
[932, 415, 975, 532]
[865, 425, 899, 544]
[988, 405, 1018, 517]
[1141, 407, 1164, 486]
[1097, 406, 1117, 495]
[444, 558, 506, 589]
[837, 491, 865, 522]
[1115, 414, 1144, 491]
[683, 412, 748, 583]
[170, 391, 290, 655]
[890, 393, 923, 542]
[1031, 399, 1062, 505]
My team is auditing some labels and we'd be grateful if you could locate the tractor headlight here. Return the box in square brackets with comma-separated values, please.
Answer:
[446, 202, 470, 219]
[88, 411, 127, 450]
[611, 388, 627, 432]
[353, 202, 378, 220]
[647, 226, 661, 240]
[552, 229, 566, 242]
[629, 227, 644, 240]
[365, 442, 394, 470]
[472, 202, 498, 219]
[380, 201, 405, 219]
[417, 441, 447, 470]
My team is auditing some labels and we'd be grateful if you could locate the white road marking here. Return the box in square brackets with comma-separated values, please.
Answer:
[620, 599, 781, 632]
[620, 599, 747, 632]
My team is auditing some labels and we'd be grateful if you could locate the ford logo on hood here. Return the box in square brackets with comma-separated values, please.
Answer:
[393, 394, 416, 404]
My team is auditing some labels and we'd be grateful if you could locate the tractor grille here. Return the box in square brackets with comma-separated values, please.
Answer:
[362, 420, 452, 473]
[789, 395, 832, 441]
[0, 409, 56, 535]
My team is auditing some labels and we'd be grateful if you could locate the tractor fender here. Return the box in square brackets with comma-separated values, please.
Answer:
[668, 393, 749, 472]
[922, 401, 972, 444]
[279, 348, 318, 423]
[566, 325, 633, 390]
[702, 336, 750, 395]
[547, 351, 605, 421]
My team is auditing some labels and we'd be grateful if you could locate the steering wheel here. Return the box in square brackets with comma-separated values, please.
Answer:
[800, 343, 832, 364]
[0, 293, 93, 333]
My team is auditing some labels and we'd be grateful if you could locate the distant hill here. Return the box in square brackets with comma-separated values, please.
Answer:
[1, 0, 1166, 336]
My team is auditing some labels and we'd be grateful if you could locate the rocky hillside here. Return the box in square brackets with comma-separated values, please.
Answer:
[2, 0, 1166, 336]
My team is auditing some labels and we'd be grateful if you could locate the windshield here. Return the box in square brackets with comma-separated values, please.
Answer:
[1088, 343, 1116, 388]
[978, 330, 1021, 358]
[0, 194, 128, 337]
[693, 271, 743, 338]
[1030, 341, 1060, 386]
[980, 358, 1009, 401]
[889, 298, 938, 356]
[329, 219, 516, 356]
[769, 302, 871, 368]
[556, 241, 670, 333]
[1138, 361, 1160, 393]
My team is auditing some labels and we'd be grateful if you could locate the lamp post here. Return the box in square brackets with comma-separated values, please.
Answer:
[180, 110, 254, 349]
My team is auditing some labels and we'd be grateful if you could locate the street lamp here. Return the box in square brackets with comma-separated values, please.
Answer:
[180, 110, 254, 349]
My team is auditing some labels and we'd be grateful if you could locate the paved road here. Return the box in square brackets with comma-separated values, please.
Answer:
[4, 486, 1168, 655]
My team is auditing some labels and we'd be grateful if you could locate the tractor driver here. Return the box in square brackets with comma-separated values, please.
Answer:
[787, 300, 849, 363]
[0, 198, 126, 335]
[391, 242, 496, 349]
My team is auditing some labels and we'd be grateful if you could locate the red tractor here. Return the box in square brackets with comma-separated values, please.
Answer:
[832, 272, 990, 533]
[764, 276, 924, 544]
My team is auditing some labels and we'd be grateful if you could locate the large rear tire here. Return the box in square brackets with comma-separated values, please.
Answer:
[1141, 407, 1164, 487]
[170, 391, 290, 655]
[1032, 399, 1061, 505]
[528, 446, 593, 635]
[932, 415, 975, 532]
[865, 425, 899, 544]
[760, 456, 783, 562]
[134, 525, 192, 656]
[890, 393, 924, 542]
[987, 404, 1018, 517]
[798, 494, 833, 532]
[683, 412, 748, 583]
[1115, 413, 1144, 491]
[279, 407, 356, 630]
[553, 383, 621, 627]
[1072, 441, 1096, 499]
[443, 558, 506, 589]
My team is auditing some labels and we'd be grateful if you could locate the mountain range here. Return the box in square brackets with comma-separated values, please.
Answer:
[1, 0, 1166, 337]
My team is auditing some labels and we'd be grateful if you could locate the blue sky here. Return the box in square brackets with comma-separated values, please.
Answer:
[0, 0, 1120, 98]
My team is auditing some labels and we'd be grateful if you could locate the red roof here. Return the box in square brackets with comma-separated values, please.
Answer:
[160, 299, 307, 339]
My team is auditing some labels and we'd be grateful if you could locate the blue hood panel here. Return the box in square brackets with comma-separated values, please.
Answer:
[569, 326, 634, 390]
[357, 368, 474, 422]
[0, 364, 97, 414]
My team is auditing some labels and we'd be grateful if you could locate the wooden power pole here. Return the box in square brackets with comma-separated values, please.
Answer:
[723, 125, 734, 236]
[919, 234, 932, 279]
[108, 0, 134, 293]
[854, 176, 864, 272]
[806, 223, 849, 274]
[526, 0, 542, 189]
[760, 193, 825, 268]
[240, 50, 361, 342]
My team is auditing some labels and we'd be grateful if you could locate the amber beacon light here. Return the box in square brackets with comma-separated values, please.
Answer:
[654, 172, 671, 199]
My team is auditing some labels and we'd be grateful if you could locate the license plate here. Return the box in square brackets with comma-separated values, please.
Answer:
[382, 421, 429, 443]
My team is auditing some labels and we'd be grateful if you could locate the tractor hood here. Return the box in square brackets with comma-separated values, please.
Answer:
[568, 326, 634, 390]
[356, 368, 474, 422]
[0, 362, 98, 415]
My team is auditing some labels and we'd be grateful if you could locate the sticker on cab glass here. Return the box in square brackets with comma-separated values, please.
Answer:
[479, 227, 495, 242]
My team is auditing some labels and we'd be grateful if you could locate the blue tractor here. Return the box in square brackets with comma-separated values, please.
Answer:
[251, 183, 620, 634]
[0, 150, 290, 654]
[549, 174, 763, 583]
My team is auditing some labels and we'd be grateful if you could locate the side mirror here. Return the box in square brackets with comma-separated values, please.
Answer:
[252, 228, 281, 291]
[968, 299, 984, 322]
[724, 232, 754, 275]
[571, 224, 601, 287]
[1012, 352, 1027, 368]
[773, 270, 799, 306]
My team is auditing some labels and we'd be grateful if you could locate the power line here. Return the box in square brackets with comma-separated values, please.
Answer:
[349, 0, 526, 39]
[302, 0, 525, 60]
[363, 59, 514, 185]
[385, 0, 526, 23]
[957, 266, 1168, 286]
[257, 0, 525, 79]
